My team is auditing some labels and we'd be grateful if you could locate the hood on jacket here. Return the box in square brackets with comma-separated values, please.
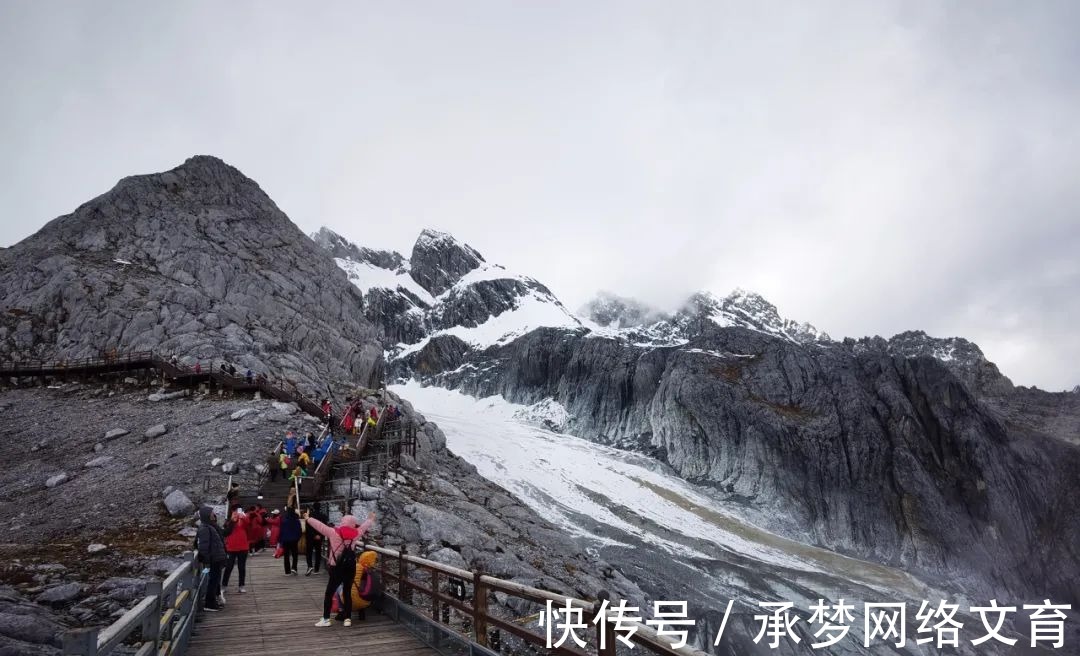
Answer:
[359, 551, 377, 569]
[339, 514, 359, 528]
[198, 506, 214, 525]
[336, 525, 360, 542]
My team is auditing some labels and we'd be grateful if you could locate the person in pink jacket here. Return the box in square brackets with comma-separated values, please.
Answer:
[307, 512, 375, 627]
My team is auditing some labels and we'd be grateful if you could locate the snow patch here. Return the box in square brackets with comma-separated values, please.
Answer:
[394, 290, 581, 358]
[336, 257, 436, 306]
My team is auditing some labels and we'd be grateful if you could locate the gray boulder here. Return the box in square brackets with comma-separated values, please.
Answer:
[143, 424, 168, 439]
[36, 583, 82, 605]
[148, 390, 187, 402]
[230, 408, 256, 421]
[102, 428, 129, 441]
[270, 401, 297, 415]
[162, 489, 194, 518]
[44, 473, 68, 489]
[83, 456, 112, 469]
[356, 484, 382, 501]
[0, 609, 62, 647]
[406, 502, 496, 551]
[425, 547, 468, 571]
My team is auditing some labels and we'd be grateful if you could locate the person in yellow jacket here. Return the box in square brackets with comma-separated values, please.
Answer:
[296, 448, 311, 470]
[334, 550, 379, 621]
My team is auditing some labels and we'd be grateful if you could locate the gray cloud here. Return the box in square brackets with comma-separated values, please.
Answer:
[1, 1, 1077, 389]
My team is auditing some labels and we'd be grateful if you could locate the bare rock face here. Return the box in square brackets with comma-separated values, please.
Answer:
[878, 330, 1015, 397]
[409, 228, 484, 296]
[0, 155, 383, 390]
[418, 324, 1080, 609]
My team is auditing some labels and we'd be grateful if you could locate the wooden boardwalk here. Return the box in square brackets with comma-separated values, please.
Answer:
[187, 554, 437, 656]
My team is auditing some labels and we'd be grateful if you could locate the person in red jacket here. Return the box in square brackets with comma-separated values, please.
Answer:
[265, 509, 282, 548]
[221, 508, 250, 593]
[246, 505, 266, 554]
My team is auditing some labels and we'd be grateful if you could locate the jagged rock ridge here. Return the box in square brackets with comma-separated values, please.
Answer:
[605, 289, 831, 346]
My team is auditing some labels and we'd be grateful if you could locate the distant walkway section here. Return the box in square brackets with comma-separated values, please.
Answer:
[0, 350, 328, 417]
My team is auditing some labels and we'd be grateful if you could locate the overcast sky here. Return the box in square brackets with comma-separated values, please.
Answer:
[1, 2, 1078, 390]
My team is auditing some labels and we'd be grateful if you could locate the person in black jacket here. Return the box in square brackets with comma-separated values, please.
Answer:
[303, 503, 326, 576]
[279, 507, 303, 575]
[195, 507, 228, 611]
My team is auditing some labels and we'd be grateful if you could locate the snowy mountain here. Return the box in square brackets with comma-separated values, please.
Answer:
[584, 289, 831, 347]
[312, 227, 582, 356]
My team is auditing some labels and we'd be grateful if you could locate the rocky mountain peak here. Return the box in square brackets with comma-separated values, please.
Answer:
[409, 229, 485, 296]
[885, 330, 986, 362]
[310, 226, 357, 259]
[310, 226, 407, 271]
[0, 156, 384, 389]
[884, 330, 1014, 396]
[671, 288, 830, 344]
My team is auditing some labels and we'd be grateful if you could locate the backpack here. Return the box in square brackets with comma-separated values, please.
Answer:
[337, 541, 357, 570]
[357, 569, 384, 601]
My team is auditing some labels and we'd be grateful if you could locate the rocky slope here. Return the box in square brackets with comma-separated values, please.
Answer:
[0, 383, 309, 653]
[0, 380, 645, 654]
[0, 156, 383, 391]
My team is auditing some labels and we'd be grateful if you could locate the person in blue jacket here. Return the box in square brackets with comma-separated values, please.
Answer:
[279, 506, 303, 576]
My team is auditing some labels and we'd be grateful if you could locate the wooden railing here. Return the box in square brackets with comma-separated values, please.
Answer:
[0, 351, 156, 376]
[361, 544, 709, 656]
[62, 552, 206, 656]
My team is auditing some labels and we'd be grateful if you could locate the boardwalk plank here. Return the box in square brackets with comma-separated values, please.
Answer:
[186, 554, 436, 656]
